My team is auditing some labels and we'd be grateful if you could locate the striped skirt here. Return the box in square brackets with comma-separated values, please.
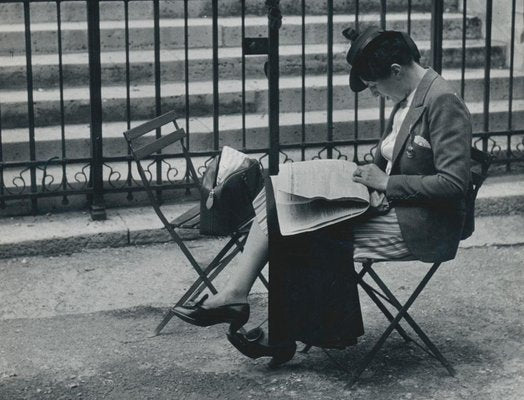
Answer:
[252, 188, 415, 262]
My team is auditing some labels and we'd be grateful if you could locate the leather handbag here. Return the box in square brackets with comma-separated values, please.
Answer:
[199, 154, 264, 236]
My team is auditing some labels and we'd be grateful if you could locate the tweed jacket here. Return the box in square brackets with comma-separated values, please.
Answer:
[374, 68, 472, 262]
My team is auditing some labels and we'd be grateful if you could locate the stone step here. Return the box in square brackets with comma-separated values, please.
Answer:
[1, 98, 522, 163]
[1, 66, 520, 130]
[0, 0, 458, 24]
[0, 12, 480, 55]
[0, 39, 507, 93]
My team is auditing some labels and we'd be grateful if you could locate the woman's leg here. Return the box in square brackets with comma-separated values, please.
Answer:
[204, 220, 268, 307]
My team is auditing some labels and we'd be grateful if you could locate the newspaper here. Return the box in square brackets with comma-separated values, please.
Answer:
[270, 160, 372, 236]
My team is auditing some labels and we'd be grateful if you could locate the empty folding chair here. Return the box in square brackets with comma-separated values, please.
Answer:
[123, 110, 268, 335]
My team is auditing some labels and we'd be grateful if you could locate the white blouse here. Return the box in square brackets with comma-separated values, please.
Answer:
[381, 89, 417, 175]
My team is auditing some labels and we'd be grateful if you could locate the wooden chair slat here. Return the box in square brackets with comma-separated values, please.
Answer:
[171, 204, 200, 227]
[124, 110, 178, 141]
[471, 146, 493, 170]
[133, 129, 186, 160]
[471, 171, 483, 188]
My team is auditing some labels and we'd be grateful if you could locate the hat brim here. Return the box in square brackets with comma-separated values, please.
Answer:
[350, 69, 367, 93]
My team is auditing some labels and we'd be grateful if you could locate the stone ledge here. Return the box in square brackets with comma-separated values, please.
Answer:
[1, 174, 523, 259]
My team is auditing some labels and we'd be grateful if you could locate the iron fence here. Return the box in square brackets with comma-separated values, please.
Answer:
[0, 0, 522, 218]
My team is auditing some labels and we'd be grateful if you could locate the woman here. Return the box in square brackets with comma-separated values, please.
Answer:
[173, 28, 472, 362]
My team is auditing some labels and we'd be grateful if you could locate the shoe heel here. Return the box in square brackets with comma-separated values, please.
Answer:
[268, 343, 297, 368]
[228, 316, 248, 334]
[229, 303, 250, 334]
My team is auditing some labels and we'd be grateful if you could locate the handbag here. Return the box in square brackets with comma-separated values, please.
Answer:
[199, 152, 264, 236]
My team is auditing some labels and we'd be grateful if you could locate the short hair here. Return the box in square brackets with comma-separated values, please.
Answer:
[352, 33, 420, 82]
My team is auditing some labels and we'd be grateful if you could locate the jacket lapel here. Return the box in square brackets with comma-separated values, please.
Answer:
[390, 68, 439, 167]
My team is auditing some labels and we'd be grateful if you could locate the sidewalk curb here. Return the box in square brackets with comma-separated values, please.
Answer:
[1, 175, 524, 259]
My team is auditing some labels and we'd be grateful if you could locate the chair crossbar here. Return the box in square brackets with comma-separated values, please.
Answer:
[132, 130, 186, 160]
[357, 277, 414, 344]
[359, 269, 396, 306]
[181, 233, 246, 305]
[124, 110, 178, 140]
[163, 221, 219, 293]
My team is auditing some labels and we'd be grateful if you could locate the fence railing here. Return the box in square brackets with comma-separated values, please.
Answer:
[0, 0, 522, 219]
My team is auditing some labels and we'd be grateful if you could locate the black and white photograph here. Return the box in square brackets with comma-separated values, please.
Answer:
[0, 0, 523, 398]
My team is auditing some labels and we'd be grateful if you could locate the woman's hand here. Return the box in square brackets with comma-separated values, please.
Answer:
[352, 164, 389, 192]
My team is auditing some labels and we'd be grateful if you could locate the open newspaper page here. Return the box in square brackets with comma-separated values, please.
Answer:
[271, 160, 371, 236]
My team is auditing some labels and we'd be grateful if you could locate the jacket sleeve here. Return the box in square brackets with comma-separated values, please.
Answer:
[386, 92, 472, 201]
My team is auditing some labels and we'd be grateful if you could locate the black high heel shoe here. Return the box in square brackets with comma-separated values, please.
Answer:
[226, 327, 297, 367]
[172, 294, 250, 333]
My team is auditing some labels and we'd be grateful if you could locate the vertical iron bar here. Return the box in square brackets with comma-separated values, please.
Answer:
[124, 0, 134, 198]
[212, 0, 220, 151]
[430, 0, 444, 74]
[241, 0, 246, 149]
[301, 0, 306, 161]
[407, 0, 412, 35]
[506, 0, 516, 170]
[460, 0, 467, 98]
[184, 0, 192, 191]
[267, 0, 280, 175]
[352, 0, 359, 163]
[0, 101, 3, 209]
[379, 0, 386, 135]
[482, 0, 492, 156]
[56, 0, 68, 205]
[86, 0, 106, 220]
[266, 3, 283, 349]
[326, 0, 334, 159]
[153, 0, 162, 194]
[124, 0, 131, 129]
[23, 0, 38, 213]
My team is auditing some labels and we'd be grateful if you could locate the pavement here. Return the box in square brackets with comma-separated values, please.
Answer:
[0, 172, 523, 399]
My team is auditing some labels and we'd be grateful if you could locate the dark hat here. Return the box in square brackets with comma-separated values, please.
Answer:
[343, 27, 421, 93]
[343, 27, 384, 93]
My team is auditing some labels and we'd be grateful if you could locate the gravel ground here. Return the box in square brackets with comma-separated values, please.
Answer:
[0, 243, 523, 399]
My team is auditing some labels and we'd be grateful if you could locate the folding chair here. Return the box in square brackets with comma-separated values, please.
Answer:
[345, 146, 494, 385]
[123, 110, 268, 336]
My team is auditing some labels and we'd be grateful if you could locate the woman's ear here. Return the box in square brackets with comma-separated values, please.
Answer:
[390, 63, 402, 78]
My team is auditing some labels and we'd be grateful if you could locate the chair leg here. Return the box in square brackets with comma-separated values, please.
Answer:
[349, 262, 446, 386]
[183, 235, 247, 304]
[153, 232, 248, 336]
[165, 224, 219, 295]
[365, 266, 456, 377]
[358, 277, 414, 344]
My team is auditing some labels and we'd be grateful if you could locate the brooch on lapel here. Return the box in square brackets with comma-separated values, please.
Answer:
[406, 144, 415, 158]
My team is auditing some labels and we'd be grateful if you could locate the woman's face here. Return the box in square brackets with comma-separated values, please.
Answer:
[361, 66, 406, 103]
